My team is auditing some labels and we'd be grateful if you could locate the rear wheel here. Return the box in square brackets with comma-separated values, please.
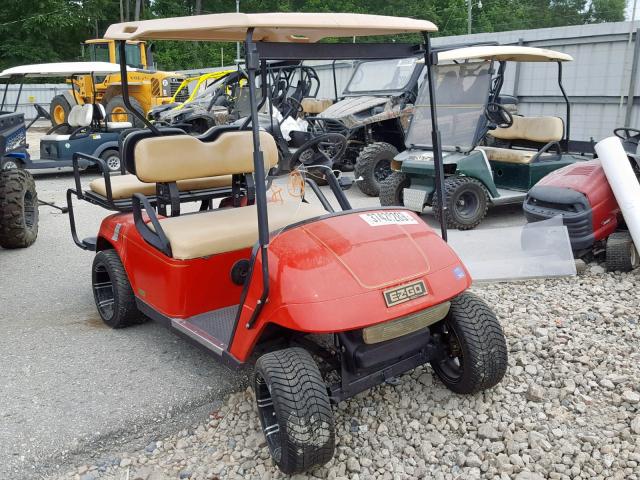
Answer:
[430, 292, 507, 394]
[99, 149, 122, 173]
[106, 96, 144, 128]
[0, 169, 38, 248]
[354, 142, 398, 197]
[605, 231, 639, 272]
[92, 250, 143, 328]
[0, 157, 21, 171]
[49, 95, 71, 127]
[254, 347, 335, 474]
[379, 171, 410, 206]
[432, 176, 489, 230]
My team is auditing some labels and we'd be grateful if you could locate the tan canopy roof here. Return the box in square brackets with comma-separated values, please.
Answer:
[437, 45, 573, 63]
[104, 12, 437, 43]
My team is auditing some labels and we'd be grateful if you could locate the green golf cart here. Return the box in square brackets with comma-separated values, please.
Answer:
[380, 45, 587, 230]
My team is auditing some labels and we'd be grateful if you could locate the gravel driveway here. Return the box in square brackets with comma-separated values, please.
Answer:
[50, 269, 640, 480]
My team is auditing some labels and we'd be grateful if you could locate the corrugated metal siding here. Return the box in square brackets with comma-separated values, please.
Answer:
[0, 84, 67, 120]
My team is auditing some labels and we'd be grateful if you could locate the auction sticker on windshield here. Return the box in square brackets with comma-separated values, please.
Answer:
[360, 211, 418, 226]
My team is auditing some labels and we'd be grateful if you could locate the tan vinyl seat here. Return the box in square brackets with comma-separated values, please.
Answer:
[301, 98, 334, 114]
[89, 174, 233, 200]
[482, 115, 564, 164]
[150, 200, 327, 260]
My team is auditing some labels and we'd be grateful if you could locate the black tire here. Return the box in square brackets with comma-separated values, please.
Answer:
[430, 292, 507, 394]
[92, 250, 142, 328]
[254, 347, 335, 474]
[0, 157, 22, 171]
[49, 94, 72, 127]
[432, 176, 489, 230]
[99, 149, 122, 173]
[354, 142, 398, 197]
[605, 231, 639, 272]
[0, 169, 38, 249]
[105, 96, 145, 128]
[379, 171, 410, 206]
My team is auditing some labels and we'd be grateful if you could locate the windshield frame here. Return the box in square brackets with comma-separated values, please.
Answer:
[342, 56, 424, 97]
[406, 59, 494, 153]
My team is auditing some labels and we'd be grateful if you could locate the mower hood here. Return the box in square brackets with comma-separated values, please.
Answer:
[316, 96, 390, 128]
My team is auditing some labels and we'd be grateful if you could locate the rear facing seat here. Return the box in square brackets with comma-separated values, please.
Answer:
[89, 174, 233, 200]
[131, 130, 327, 259]
[41, 104, 93, 141]
[480, 115, 564, 164]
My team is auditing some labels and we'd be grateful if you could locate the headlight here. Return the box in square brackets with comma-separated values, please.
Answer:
[161, 78, 171, 96]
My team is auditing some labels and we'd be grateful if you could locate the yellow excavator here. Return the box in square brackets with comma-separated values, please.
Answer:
[49, 39, 185, 127]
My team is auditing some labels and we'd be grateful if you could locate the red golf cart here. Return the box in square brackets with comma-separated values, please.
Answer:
[67, 13, 508, 474]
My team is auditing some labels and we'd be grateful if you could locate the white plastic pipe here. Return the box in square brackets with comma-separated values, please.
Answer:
[595, 136, 640, 250]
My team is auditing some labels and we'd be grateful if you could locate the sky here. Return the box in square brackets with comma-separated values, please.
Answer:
[628, 0, 640, 19]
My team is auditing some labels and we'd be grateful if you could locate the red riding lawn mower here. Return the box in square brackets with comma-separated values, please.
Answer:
[524, 127, 640, 272]
[67, 13, 508, 474]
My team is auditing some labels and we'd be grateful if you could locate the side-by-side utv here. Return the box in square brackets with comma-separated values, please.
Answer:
[0, 62, 134, 172]
[380, 45, 590, 230]
[67, 13, 507, 474]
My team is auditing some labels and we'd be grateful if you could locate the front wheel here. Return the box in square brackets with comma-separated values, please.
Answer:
[354, 142, 398, 197]
[0, 169, 38, 248]
[254, 347, 335, 474]
[432, 176, 489, 230]
[379, 171, 410, 206]
[605, 231, 639, 272]
[430, 292, 507, 394]
[49, 94, 71, 127]
[99, 149, 122, 174]
[105, 96, 145, 128]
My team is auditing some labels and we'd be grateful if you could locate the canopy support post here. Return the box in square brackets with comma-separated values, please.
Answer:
[117, 40, 160, 134]
[557, 61, 570, 152]
[423, 32, 448, 242]
[245, 28, 270, 330]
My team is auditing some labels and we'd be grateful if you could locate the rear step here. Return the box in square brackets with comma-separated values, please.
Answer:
[172, 305, 239, 355]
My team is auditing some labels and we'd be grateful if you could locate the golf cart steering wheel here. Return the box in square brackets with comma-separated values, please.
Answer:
[33, 104, 51, 121]
[485, 102, 513, 128]
[288, 133, 347, 171]
[614, 127, 640, 145]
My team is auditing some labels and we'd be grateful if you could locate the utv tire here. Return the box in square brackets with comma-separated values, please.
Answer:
[254, 347, 335, 474]
[49, 94, 72, 127]
[1, 157, 21, 171]
[431, 292, 507, 394]
[432, 176, 489, 230]
[379, 171, 410, 206]
[0, 169, 38, 248]
[92, 250, 142, 328]
[605, 231, 639, 272]
[100, 149, 122, 173]
[354, 142, 398, 197]
[105, 96, 145, 128]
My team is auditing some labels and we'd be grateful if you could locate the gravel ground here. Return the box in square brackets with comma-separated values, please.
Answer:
[50, 268, 640, 480]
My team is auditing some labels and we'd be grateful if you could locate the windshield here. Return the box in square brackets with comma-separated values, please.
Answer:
[405, 61, 492, 152]
[344, 57, 420, 94]
[114, 44, 144, 69]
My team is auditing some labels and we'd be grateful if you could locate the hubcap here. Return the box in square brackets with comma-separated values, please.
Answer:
[93, 264, 115, 321]
[53, 105, 66, 125]
[454, 191, 480, 220]
[374, 159, 392, 183]
[435, 322, 464, 383]
[255, 374, 282, 463]
[110, 106, 129, 123]
[2, 160, 18, 170]
[106, 155, 121, 172]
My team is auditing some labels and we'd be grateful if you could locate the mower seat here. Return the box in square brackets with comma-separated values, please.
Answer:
[150, 200, 326, 260]
[89, 174, 233, 200]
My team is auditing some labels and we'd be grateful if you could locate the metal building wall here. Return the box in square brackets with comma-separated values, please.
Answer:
[1, 84, 67, 120]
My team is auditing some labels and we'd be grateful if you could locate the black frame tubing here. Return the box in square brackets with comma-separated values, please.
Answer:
[0, 80, 9, 111]
[557, 61, 571, 152]
[117, 41, 161, 135]
[423, 33, 448, 242]
[244, 29, 271, 330]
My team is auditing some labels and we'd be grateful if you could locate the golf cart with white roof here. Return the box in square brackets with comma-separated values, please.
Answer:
[68, 12, 508, 473]
[0, 62, 134, 172]
[380, 45, 587, 230]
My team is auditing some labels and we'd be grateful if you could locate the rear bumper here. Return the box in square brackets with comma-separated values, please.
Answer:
[523, 185, 594, 251]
